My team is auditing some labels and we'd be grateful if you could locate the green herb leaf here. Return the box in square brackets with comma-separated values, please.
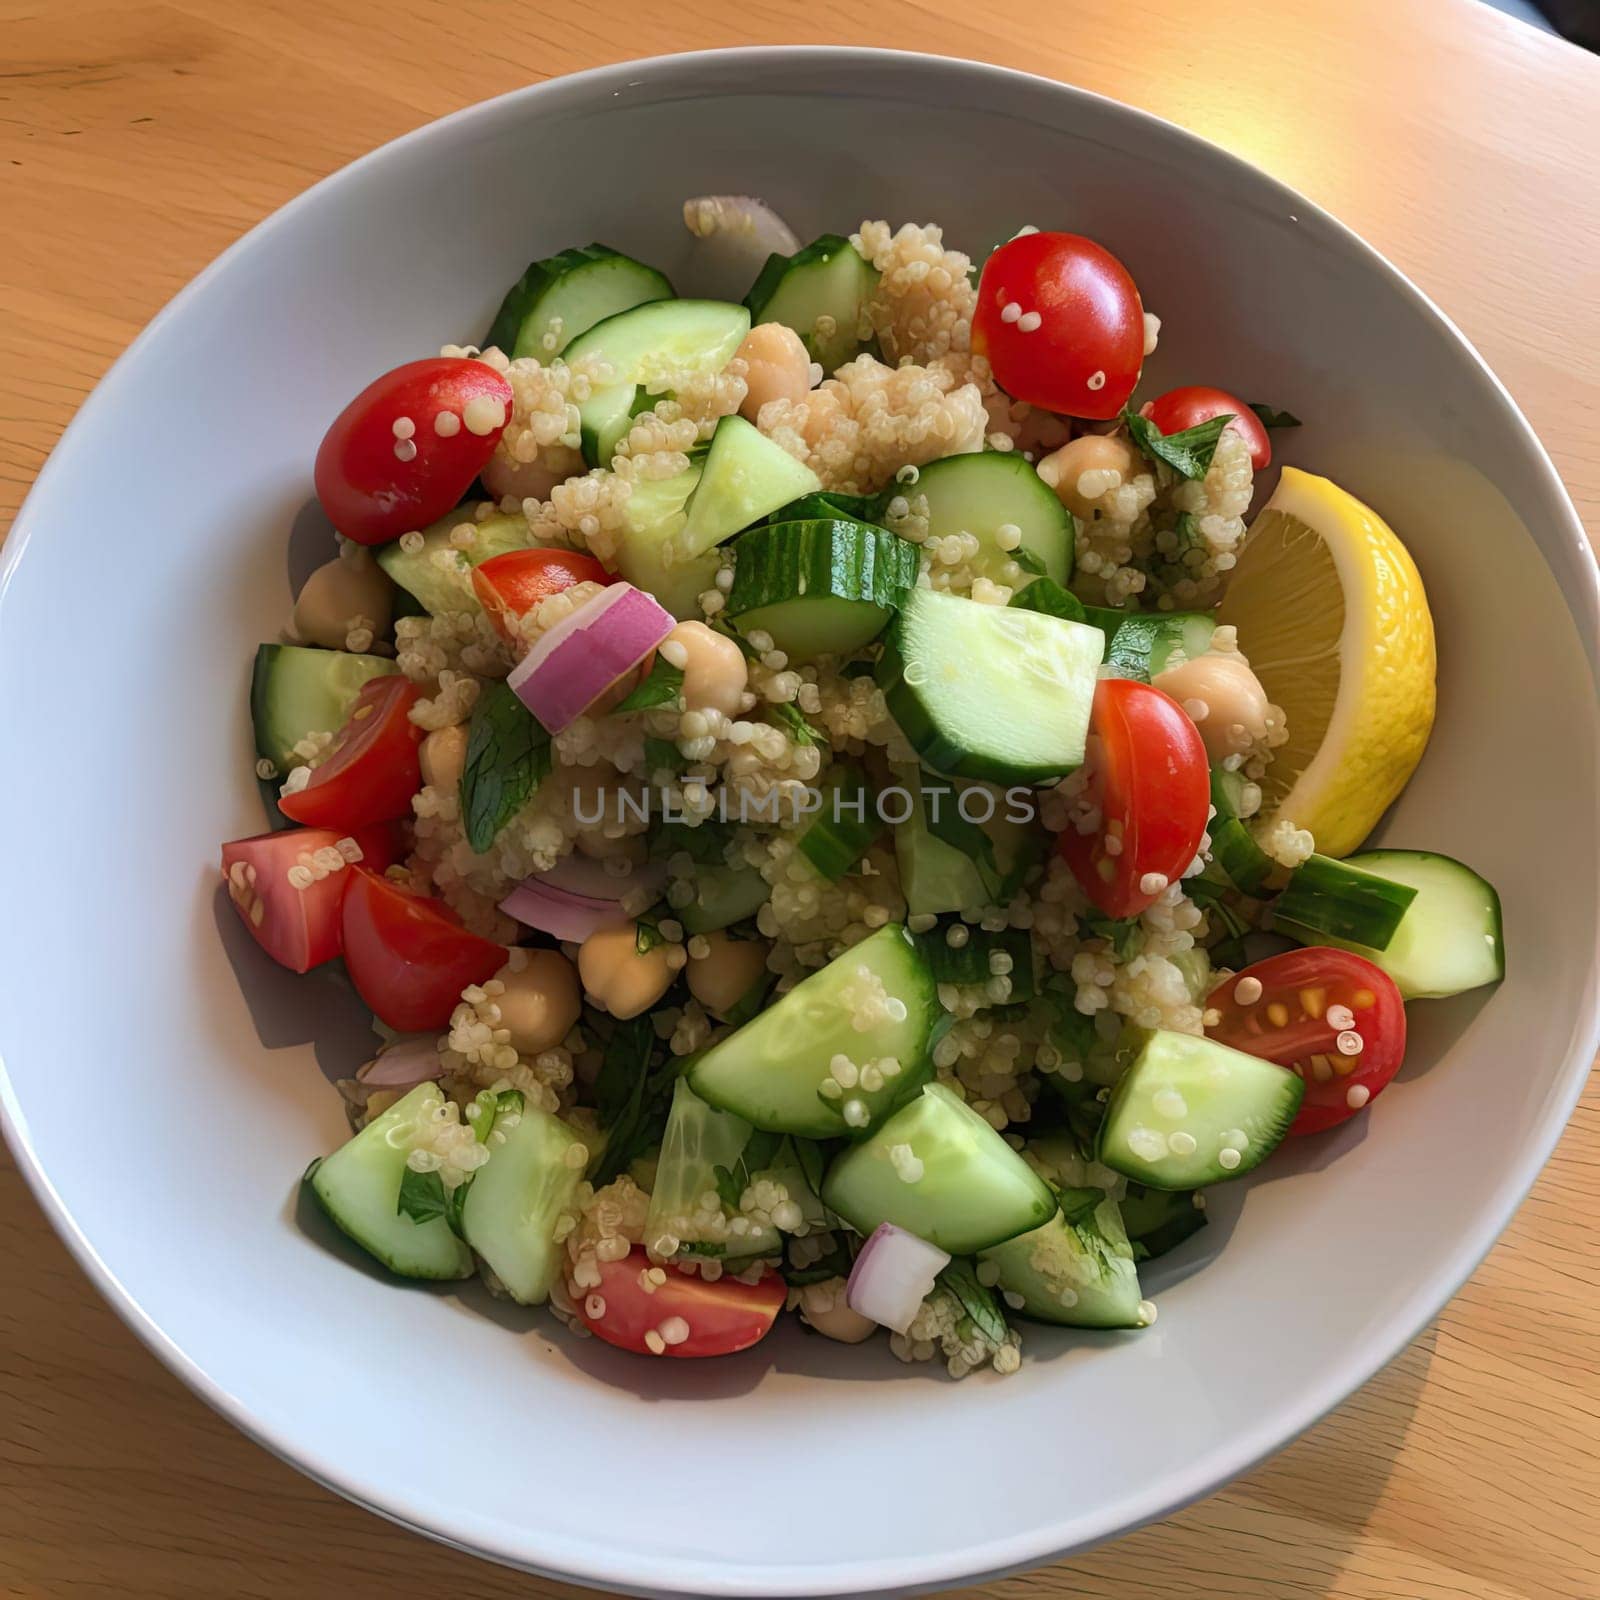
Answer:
[652, 819, 730, 865]
[612, 656, 684, 714]
[1171, 511, 1203, 556]
[460, 681, 552, 855]
[635, 916, 665, 955]
[397, 1167, 467, 1236]
[1122, 407, 1233, 481]
[1009, 576, 1086, 622]
[1081, 908, 1143, 962]
[767, 701, 819, 747]
[711, 1128, 784, 1213]
[1056, 1185, 1106, 1228]
[711, 1163, 742, 1211]
[642, 736, 685, 778]
[937, 1259, 1010, 1346]
[589, 1015, 678, 1186]
[1248, 402, 1302, 431]
[785, 1229, 854, 1287]
[1009, 544, 1047, 577]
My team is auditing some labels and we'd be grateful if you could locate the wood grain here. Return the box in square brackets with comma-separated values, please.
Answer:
[1, 1, 1596, 1595]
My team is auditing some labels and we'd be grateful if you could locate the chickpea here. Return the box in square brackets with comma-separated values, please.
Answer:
[481, 443, 585, 504]
[663, 621, 747, 718]
[1036, 434, 1146, 521]
[578, 923, 678, 1019]
[292, 551, 394, 649]
[736, 322, 812, 421]
[687, 929, 770, 1018]
[796, 1279, 877, 1344]
[491, 950, 581, 1054]
[419, 725, 469, 792]
[1153, 650, 1272, 762]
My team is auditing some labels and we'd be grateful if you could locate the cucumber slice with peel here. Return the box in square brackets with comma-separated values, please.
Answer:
[728, 518, 917, 661]
[744, 234, 878, 373]
[979, 1193, 1147, 1327]
[687, 923, 938, 1138]
[251, 644, 395, 775]
[821, 1082, 1057, 1255]
[1097, 1029, 1303, 1190]
[1278, 849, 1504, 999]
[307, 1084, 474, 1280]
[484, 243, 674, 360]
[375, 504, 530, 617]
[877, 588, 1102, 784]
[564, 298, 751, 466]
[909, 452, 1075, 589]
[613, 464, 720, 621]
[676, 416, 822, 561]
[459, 1095, 589, 1304]
[1271, 852, 1418, 951]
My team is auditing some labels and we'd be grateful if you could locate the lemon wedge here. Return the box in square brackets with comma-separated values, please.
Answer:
[1216, 467, 1436, 858]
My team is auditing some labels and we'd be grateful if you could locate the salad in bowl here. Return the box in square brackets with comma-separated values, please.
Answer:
[221, 199, 1503, 1377]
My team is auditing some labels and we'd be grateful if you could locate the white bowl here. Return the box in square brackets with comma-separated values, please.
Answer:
[2, 47, 1595, 1599]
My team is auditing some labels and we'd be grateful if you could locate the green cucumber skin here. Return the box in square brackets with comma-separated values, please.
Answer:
[1278, 849, 1505, 1000]
[250, 643, 395, 775]
[910, 452, 1075, 588]
[727, 519, 918, 614]
[797, 767, 880, 881]
[744, 234, 879, 373]
[484, 244, 674, 360]
[678, 416, 821, 559]
[979, 1198, 1145, 1329]
[821, 1081, 1057, 1255]
[1272, 853, 1418, 951]
[686, 924, 938, 1139]
[1208, 769, 1274, 895]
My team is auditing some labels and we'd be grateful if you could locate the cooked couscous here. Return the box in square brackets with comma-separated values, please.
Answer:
[223, 202, 1503, 1375]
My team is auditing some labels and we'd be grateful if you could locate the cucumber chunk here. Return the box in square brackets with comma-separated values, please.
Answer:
[459, 1096, 589, 1304]
[251, 643, 395, 774]
[891, 765, 1040, 916]
[1097, 1029, 1303, 1190]
[910, 452, 1075, 589]
[375, 504, 530, 616]
[677, 416, 822, 560]
[687, 924, 938, 1138]
[744, 233, 878, 373]
[485, 243, 673, 361]
[1208, 768, 1273, 894]
[1278, 849, 1505, 999]
[1272, 852, 1418, 951]
[677, 864, 771, 935]
[307, 1084, 474, 1280]
[821, 1082, 1056, 1254]
[564, 299, 751, 466]
[1105, 611, 1216, 682]
[797, 765, 881, 881]
[727, 517, 917, 661]
[1119, 1182, 1208, 1262]
[644, 1079, 781, 1262]
[979, 1193, 1147, 1328]
[877, 588, 1102, 784]
[613, 464, 721, 621]
[913, 924, 1035, 1003]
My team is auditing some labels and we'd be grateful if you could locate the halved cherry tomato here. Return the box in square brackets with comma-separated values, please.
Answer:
[1141, 386, 1271, 471]
[576, 1248, 786, 1359]
[1205, 948, 1406, 1135]
[278, 676, 425, 831]
[471, 547, 610, 645]
[314, 358, 513, 546]
[972, 232, 1145, 420]
[220, 822, 405, 973]
[340, 867, 504, 1031]
[1058, 678, 1210, 919]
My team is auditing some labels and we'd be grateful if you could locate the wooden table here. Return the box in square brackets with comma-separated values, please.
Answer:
[3, 1, 1597, 1595]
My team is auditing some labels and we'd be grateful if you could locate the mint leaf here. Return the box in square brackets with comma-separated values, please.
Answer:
[1081, 908, 1143, 961]
[1009, 544, 1047, 577]
[612, 656, 684, 714]
[1010, 576, 1085, 622]
[767, 701, 819, 747]
[461, 681, 552, 854]
[1122, 407, 1233, 481]
[590, 1015, 679, 1186]
[937, 1259, 1009, 1346]
[643, 736, 684, 778]
[1248, 402, 1302, 430]
[397, 1167, 467, 1236]
[652, 818, 730, 865]
[712, 1163, 742, 1212]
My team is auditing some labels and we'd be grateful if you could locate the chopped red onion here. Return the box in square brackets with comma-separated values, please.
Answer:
[845, 1223, 951, 1335]
[356, 1035, 445, 1089]
[499, 877, 631, 943]
[541, 852, 667, 904]
[507, 583, 673, 734]
[681, 196, 800, 301]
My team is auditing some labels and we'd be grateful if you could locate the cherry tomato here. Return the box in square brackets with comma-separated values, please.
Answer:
[1057, 678, 1210, 919]
[220, 822, 405, 973]
[470, 547, 610, 645]
[972, 232, 1145, 420]
[1205, 948, 1407, 1135]
[314, 358, 513, 545]
[278, 676, 424, 831]
[576, 1248, 786, 1359]
[1141, 386, 1271, 471]
[340, 867, 504, 1031]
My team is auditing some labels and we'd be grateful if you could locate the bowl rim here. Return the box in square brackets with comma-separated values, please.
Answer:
[3, 42, 1597, 1600]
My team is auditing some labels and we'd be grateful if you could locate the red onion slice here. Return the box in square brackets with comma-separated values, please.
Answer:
[508, 583, 673, 734]
[541, 852, 668, 904]
[499, 878, 632, 943]
[682, 196, 801, 301]
[357, 1035, 445, 1089]
[845, 1223, 951, 1335]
